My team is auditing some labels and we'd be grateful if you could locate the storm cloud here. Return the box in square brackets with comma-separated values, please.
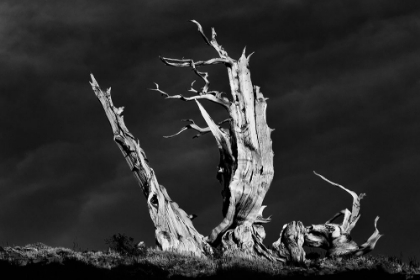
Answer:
[0, 0, 420, 259]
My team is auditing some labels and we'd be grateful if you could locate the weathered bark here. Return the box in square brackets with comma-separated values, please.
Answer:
[304, 172, 383, 257]
[90, 75, 212, 257]
[91, 21, 383, 262]
[154, 21, 277, 260]
[272, 221, 306, 264]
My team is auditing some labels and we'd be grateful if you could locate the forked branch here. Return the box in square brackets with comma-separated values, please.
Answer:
[190, 20, 233, 62]
[354, 216, 383, 256]
[164, 118, 230, 139]
[313, 171, 365, 233]
[195, 100, 234, 161]
[150, 82, 230, 109]
[303, 171, 383, 257]
[160, 57, 228, 67]
[160, 56, 212, 94]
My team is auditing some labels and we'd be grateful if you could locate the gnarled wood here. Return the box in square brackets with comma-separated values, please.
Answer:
[157, 21, 277, 260]
[90, 75, 212, 257]
[304, 172, 383, 257]
[272, 221, 306, 264]
[91, 21, 383, 262]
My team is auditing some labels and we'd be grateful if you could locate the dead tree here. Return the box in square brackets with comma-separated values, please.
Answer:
[302, 172, 383, 257]
[90, 76, 213, 257]
[90, 21, 382, 262]
[270, 172, 383, 262]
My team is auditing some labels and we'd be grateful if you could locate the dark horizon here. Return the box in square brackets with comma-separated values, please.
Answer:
[1, 0, 420, 260]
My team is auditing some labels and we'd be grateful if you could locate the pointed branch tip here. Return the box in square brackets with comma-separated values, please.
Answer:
[190, 20, 211, 46]
[90, 74, 98, 87]
[374, 216, 380, 227]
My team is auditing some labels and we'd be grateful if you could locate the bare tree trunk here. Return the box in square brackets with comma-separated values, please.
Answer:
[90, 21, 382, 262]
[90, 76, 212, 257]
[155, 21, 277, 260]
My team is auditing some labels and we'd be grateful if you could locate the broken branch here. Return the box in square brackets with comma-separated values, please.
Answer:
[354, 216, 383, 256]
[150, 82, 230, 109]
[313, 171, 365, 233]
[160, 56, 227, 106]
[189, 20, 233, 62]
[160, 57, 228, 67]
[90, 74, 212, 257]
[164, 118, 231, 139]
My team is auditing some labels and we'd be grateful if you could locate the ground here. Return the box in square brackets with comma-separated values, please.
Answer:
[0, 243, 418, 279]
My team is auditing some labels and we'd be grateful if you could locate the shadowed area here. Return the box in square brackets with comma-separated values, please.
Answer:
[0, 245, 414, 280]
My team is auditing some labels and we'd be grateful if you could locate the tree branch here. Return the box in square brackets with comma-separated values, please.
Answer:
[325, 210, 345, 224]
[150, 82, 230, 109]
[304, 171, 382, 257]
[164, 118, 231, 139]
[160, 56, 212, 95]
[313, 171, 365, 233]
[195, 100, 234, 161]
[354, 216, 383, 256]
[189, 20, 234, 63]
[159, 56, 231, 105]
[90, 74, 212, 257]
[160, 57, 228, 67]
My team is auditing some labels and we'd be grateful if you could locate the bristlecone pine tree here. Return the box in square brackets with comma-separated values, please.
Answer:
[90, 21, 383, 263]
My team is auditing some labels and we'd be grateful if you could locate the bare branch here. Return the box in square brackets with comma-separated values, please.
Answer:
[189, 20, 234, 63]
[325, 210, 346, 224]
[160, 57, 228, 67]
[354, 216, 383, 256]
[313, 171, 365, 233]
[150, 82, 230, 108]
[160, 57, 214, 96]
[247, 51, 255, 61]
[157, 20, 238, 109]
[192, 61, 210, 94]
[255, 205, 272, 224]
[190, 19, 211, 46]
[90, 74, 212, 256]
[164, 119, 210, 139]
[195, 100, 234, 160]
[164, 118, 231, 139]
[188, 80, 198, 94]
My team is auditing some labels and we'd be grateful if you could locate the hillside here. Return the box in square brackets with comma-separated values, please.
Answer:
[0, 243, 418, 279]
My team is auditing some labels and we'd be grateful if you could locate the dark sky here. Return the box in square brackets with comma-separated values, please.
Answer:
[1, 0, 420, 259]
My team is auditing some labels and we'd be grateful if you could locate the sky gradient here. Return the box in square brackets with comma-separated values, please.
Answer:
[1, 0, 419, 259]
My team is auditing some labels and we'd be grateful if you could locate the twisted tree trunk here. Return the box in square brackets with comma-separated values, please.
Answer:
[90, 21, 382, 263]
[90, 76, 212, 257]
[154, 21, 276, 260]
[303, 172, 383, 257]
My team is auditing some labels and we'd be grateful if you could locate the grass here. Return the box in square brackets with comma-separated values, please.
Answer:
[0, 243, 418, 279]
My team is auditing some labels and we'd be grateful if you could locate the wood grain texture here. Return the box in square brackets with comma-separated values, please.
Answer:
[158, 21, 276, 260]
[90, 75, 212, 257]
[91, 21, 383, 262]
[272, 221, 306, 264]
[304, 172, 383, 257]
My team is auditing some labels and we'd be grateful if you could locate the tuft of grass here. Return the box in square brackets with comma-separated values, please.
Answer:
[104, 233, 146, 257]
[144, 247, 216, 278]
[0, 243, 419, 279]
[409, 256, 420, 270]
